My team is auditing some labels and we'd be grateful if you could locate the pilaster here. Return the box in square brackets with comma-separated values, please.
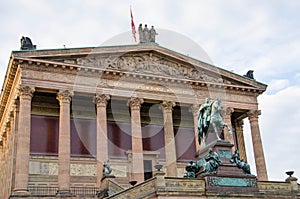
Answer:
[247, 110, 268, 181]
[160, 101, 177, 177]
[13, 85, 35, 195]
[94, 94, 110, 187]
[128, 97, 144, 183]
[56, 90, 73, 194]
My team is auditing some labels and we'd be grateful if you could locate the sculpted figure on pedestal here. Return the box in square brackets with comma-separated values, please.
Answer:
[20, 36, 36, 50]
[139, 24, 157, 43]
[103, 160, 112, 177]
[197, 98, 232, 145]
[183, 148, 223, 178]
[230, 149, 251, 174]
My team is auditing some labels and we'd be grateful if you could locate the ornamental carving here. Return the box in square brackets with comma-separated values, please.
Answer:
[56, 90, 73, 104]
[190, 104, 200, 117]
[247, 110, 261, 119]
[93, 94, 110, 107]
[235, 120, 244, 130]
[222, 107, 234, 118]
[128, 97, 144, 110]
[76, 54, 228, 83]
[18, 85, 35, 98]
[160, 101, 175, 111]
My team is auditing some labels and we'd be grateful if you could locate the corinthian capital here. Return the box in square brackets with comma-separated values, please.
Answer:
[56, 90, 74, 104]
[235, 120, 244, 128]
[94, 94, 110, 107]
[222, 107, 234, 118]
[189, 104, 200, 117]
[128, 97, 144, 110]
[247, 110, 261, 119]
[18, 85, 35, 98]
[160, 101, 176, 112]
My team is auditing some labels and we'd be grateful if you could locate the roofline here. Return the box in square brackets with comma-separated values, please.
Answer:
[12, 43, 267, 89]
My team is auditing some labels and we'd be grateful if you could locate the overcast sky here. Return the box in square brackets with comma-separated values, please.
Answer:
[0, 0, 299, 181]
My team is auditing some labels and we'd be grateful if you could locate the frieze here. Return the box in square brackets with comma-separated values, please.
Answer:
[108, 80, 194, 96]
[29, 161, 58, 175]
[111, 165, 128, 177]
[76, 53, 228, 83]
[257, 181, 290, 193]
[70, 163, 97, 176]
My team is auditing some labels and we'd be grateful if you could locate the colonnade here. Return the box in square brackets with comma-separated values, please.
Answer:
[12, 85, 268, 195]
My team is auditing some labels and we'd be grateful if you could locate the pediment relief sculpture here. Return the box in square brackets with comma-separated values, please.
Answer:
[76, 53, 230, 84]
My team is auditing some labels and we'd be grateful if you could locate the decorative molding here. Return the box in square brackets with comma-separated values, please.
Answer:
[56, 90, 73, 104]
[77, 53, 229, 84]
[235, 120, 244, 130]
[160, 101, 175, 112]
[93, 94, 110, 107]
[189, 104, 200, 117]
[18, 85, 35, 99]
[247, 110, 261, 119]
[222, 107, 234, 118]
[70, 163, 97, 176]
[128, 97, 144, 110]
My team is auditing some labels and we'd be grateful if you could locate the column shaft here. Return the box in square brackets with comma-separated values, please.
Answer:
[248, 110, 268, 181]
[235, 120, 247, 162]
[94, 94, 110, 187]
[190, 104, 200, 151]
[128, 97, 144, 183]
[223, 107, 235, 150]
[161, 101, 177, 177]
[13, 85, 34, 195]
[57, 90, 73, 193]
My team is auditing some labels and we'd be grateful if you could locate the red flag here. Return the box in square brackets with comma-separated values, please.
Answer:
[130, 6, 137, 42]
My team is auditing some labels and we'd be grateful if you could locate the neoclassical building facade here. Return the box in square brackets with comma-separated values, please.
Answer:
[0, 43, 297, 198]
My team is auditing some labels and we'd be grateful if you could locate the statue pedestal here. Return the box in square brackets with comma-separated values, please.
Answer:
[196, 140, 259, 193]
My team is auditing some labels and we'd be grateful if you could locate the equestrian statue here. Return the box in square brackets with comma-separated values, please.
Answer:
[197, 98, 232, 146]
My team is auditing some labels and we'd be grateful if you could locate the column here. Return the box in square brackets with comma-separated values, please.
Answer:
[161, 101, 177, 177]
[128, 97, 144, 183]
[247, 110, 268, 181]
[222, 107, 235, 147]
[56, 90, 73, 194]
[13, 85, 35, 195]
[190, 104, 201, 151]
[94, 94, 110, 187]
[235, 120, 247, 162]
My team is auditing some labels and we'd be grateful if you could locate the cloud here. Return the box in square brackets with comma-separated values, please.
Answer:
[0, 0, 300, 182]
[267, 79, 289, 93]
[244, 86, 300, 181]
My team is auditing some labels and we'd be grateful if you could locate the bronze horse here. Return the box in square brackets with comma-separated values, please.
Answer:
[198, 99, 231, 145]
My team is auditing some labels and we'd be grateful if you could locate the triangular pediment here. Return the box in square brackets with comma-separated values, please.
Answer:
[12, 44, 267, 91]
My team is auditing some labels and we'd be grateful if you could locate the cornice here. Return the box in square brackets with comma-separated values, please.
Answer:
[13, 57, 266, 95]
[12, 44, 267, 89]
